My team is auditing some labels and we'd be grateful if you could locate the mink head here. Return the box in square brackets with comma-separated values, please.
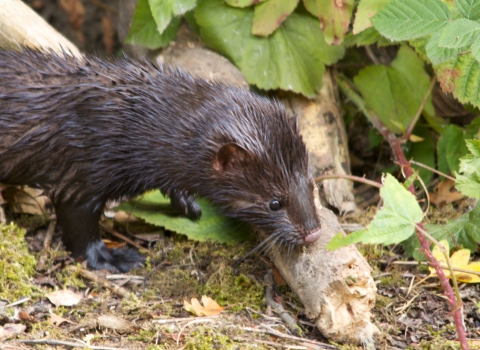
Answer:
[197, 90, 322, 249]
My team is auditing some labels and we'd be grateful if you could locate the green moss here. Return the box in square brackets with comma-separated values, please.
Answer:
[0, 222, 42, 300]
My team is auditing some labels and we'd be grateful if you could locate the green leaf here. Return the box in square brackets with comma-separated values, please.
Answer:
[149, 0, 196, 34]
[353, 46, 432, 133]
[456, 173, 480, 199]
[125, 0, 180, 49]
[344, 27, 390, 47]
[456, 0, 480, 21]
[116, 190, 253, 243]
[472, 40, 480, 63]
[459, 139, 480, 174]
[327, 174, 422, 249]
[225, 0, 266, 7]
[252, 0, 299, 36]
[437, 125, 469, 174]
[303, 0, 354, 44]
[372, 0, 451, 41]
[435, 53, 480, 108]
[438, 18, 480, 48]
[403, 203, 480, 259]
[196, 0, 344, 97]
[352, 0, 391, 34]
[425, 31, 467, 66]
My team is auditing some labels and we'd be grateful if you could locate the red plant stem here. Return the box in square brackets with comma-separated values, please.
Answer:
[369, 114, 469, 349]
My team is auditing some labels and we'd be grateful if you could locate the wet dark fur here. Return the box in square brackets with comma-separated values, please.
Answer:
[0, 49, 321, 272]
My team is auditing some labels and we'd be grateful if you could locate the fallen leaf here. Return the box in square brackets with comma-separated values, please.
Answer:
[46, 290, 83, 306]
[429, 179, 464, 206]
[97, 315, 136, 332]
[183, 296, 226, 316]
[49, 312, 76, 326]
[429, 240, 480, 283]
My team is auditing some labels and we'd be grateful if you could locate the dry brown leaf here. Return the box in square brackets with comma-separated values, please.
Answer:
[46, 289, 83, 306]
[183, 296, 226, 316]
[49, 312, 76, 326]
[429, 179, 464, 206]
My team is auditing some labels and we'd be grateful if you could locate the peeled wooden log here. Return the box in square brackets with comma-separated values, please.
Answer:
[0, 0, 81, 57]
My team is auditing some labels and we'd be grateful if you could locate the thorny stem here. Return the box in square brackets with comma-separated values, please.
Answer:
[369, 113, 469, 349]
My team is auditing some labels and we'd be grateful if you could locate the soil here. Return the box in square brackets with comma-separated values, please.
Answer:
[1, 1, 480, 349]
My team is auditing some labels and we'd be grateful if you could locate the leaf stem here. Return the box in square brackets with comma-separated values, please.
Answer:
[403, 78, 436, 141]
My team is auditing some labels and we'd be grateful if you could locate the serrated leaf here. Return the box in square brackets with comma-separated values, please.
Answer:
[426, 31, 467, 66]
[436, 53, 480, 108]
[327, 174, 422, 249]
[472, 40, 480, 63]
[457, 0, 480, 21]
[352, 0, 391, 34]
[438, 18, 480, 48]
[226, 0, 266, 7]
[344, 27, 390, 47]
[456, 173, 480, 199]
[354, 46, 432, 133]
[196, 0, 344, 97]
[116, 190, 253, 243]
[125, 0, 180, 49]
[252, 0, 299, 36]
[303, 0, 354, 45]
[459, 139, 480, 174]
[372, 0, 451, 41]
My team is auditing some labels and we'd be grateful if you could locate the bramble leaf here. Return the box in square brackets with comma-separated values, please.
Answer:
[327, 174, 422, 249]
[372, 0, 451, 41]
[438, 18, 480, 49]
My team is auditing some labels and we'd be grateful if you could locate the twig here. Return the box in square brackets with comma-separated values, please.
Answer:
[404, 78, 436, 140]
[264, 270, 302, 334]
[18, 339, 122, 349]
[315, 174, 382, 189]
[100, 222, 155, 259]
[37, 219, 56, 270]
[67, 265, 130, 297]
[410, 160, 456, 182]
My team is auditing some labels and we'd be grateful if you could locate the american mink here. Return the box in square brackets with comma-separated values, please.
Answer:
[0, 49, 321, 272]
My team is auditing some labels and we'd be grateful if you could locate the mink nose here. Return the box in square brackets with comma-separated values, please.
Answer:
[304, 227, 321, 243]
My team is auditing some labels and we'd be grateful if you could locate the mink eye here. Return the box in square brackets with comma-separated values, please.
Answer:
[269, 200, 282, 211]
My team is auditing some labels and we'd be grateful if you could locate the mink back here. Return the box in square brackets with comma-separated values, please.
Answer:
[0, 49, 320, 247]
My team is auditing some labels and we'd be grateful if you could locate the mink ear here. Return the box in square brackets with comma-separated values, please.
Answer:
[213, 143, 252, 174]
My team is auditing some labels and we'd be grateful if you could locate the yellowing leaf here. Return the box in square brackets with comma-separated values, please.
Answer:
[429, 241, 480, 283]
[183, 296, 226, 316]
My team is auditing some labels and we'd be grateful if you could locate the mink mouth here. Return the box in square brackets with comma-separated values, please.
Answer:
[304, 227, 321, 244]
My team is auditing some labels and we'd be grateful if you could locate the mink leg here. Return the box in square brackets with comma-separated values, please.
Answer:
[54, 200, 145, 272]
[169, 189, 201, 220]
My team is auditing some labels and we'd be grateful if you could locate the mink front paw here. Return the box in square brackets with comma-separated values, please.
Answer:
[170, 189, 201, 220]
[85, 240, 145, 272]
